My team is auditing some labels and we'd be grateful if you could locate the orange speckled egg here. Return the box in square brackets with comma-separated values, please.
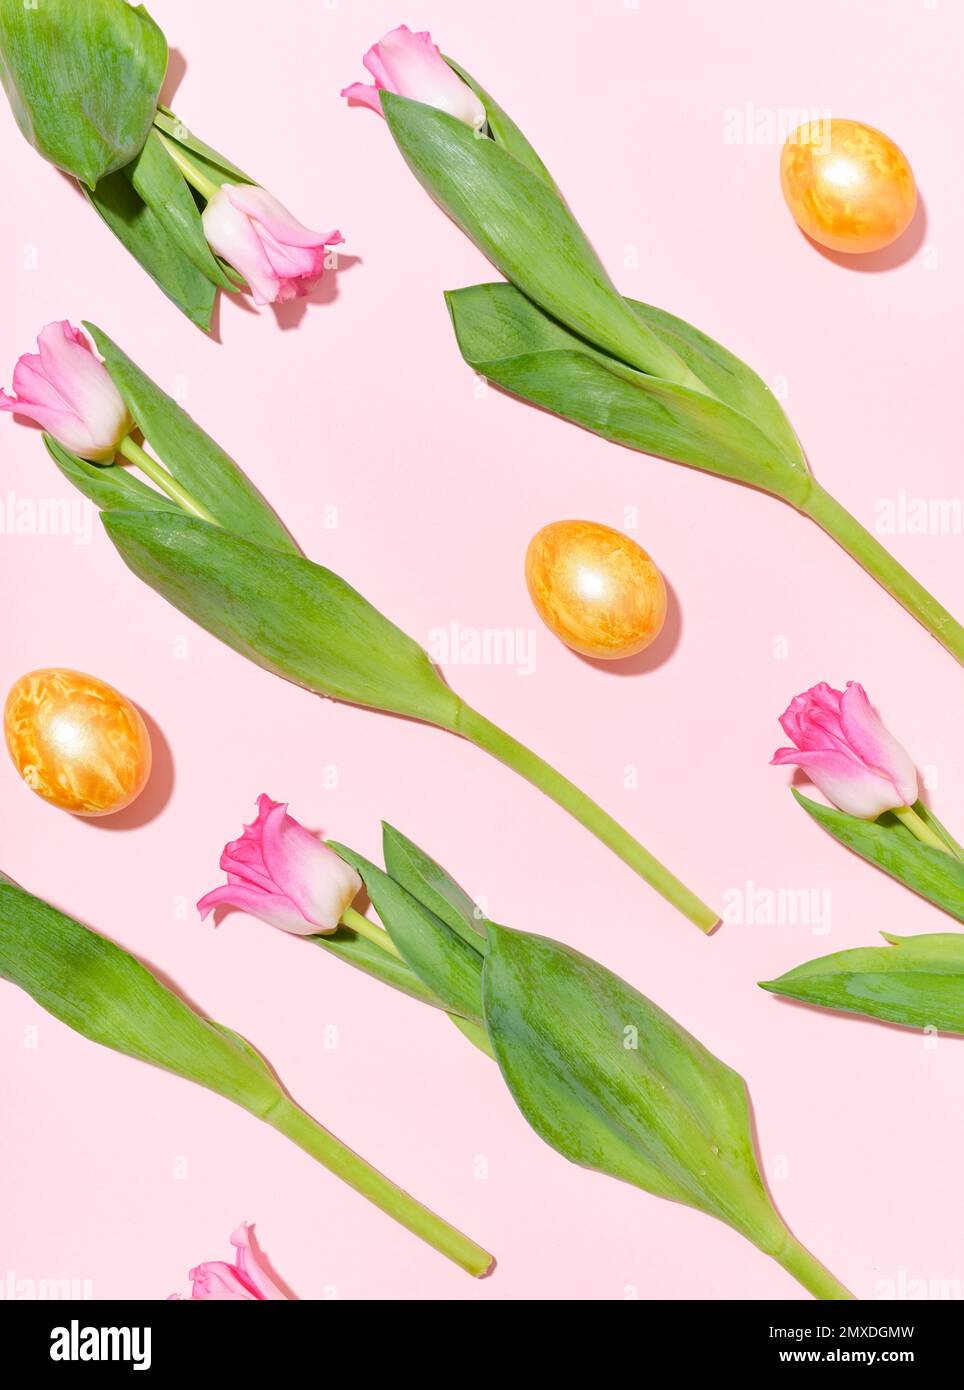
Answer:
[525, 520, 667, 660]
[4, 668, 152, 816]
[780, 119, 917, 254]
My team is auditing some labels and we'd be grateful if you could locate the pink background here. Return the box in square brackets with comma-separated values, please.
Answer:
[1, 0, 962, 1301]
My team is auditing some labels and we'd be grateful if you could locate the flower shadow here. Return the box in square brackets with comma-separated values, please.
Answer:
[246, 1224, 299, 1300]
[159, 48, 188, 108]
[271, 254, 363, 331]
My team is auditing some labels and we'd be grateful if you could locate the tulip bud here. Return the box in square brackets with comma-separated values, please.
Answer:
[197, 794, 362, 935]
[771, 681, 918, 819]
[0, 321, 132, 462]
[171, 1224, 288, 1301]
[342, 25, 486, 131]
[201, 185, 343, 306]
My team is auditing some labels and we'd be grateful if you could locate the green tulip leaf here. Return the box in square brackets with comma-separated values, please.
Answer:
[626, 299, 805, 469]
[760, 932, 964, 1035]
[329, 845, 484, 1023]
[382, 823, 487, 946]
[447, 1011, 496, 1059]
[911, 802, 964, 860]
[380, 92, 694, 386]
[482, 923, 788, 1252]
[442, 58, 557, 189]
[0, 877, 282, 1115]
[153, 104, 254, 186]
[84, 325, 297, 550]
[792, 790, 964, 923]
[44, 435, 179, 516]
[101, 510, 462, 728]
[446, 282, 810, 501]
[309, 925, 447, 1013]
[82, 172, 217, 331]
[0, 0, 167, 187]
[0, 873, 496, 1276]
[126, 129, 237, 290]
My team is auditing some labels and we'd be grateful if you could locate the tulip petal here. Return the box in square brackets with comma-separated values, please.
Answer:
[221, 857, 276, 892]
[202, 192, 282, 305]
[2, 322, 130, 460]
[839, 682, 918, 805]
[340, 81, 384, 115]
[200, 796, 361, 937]
[224, 184, 339, 251]
[188, 1259, 257, 1300]
[220, 830, 276, 890]
[196, 881, 312, 935]
[0, 385, 86, 445]
[12, 352, 78, 413]
[345, 24, 486, 130]
[259, 799, 359, 931]
[256, 233, 322, 284]
[37, 322, 119, 425]
[201, 185, 340, 305]
[773, 747, 904, 819]
[773, 681, 918, 819]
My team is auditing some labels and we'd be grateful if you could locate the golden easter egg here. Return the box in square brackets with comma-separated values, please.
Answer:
[4, 669, 152, 816]
[780, 118, 917, 254]
[525, 520, 667, 660]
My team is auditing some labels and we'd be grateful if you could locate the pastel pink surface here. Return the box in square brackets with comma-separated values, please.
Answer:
[1, 0, 962, 1302]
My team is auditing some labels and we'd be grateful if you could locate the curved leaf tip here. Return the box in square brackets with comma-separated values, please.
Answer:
[0, 0, 168, 186]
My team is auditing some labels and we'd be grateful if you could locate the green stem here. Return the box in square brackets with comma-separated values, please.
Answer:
[802, 482, 964, 665]
[453, 703, 718, 932]
[341, 904, 403, 959]
[773, 1234, 855, 1300]
[117, 436, 219, 524]
[892, 803, 958, 857]
[263, 1095, 493, 1276]
[155, 129, 221, 203]
[910, 801, 964, 861]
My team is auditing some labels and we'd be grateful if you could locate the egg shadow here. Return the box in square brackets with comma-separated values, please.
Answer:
[803, 194, 928, 272]
[572, 577, 682, 677]
[81, 706, 174, 831]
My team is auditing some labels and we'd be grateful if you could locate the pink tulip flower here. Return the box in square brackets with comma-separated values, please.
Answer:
[170, 1224, 288, 1301]
[0, 321, 132, 462]
[342, 25, 486, 130]
[771, 681, 918, 819]
[197, 794, 361, 935]
[202, 184, 343, 306]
